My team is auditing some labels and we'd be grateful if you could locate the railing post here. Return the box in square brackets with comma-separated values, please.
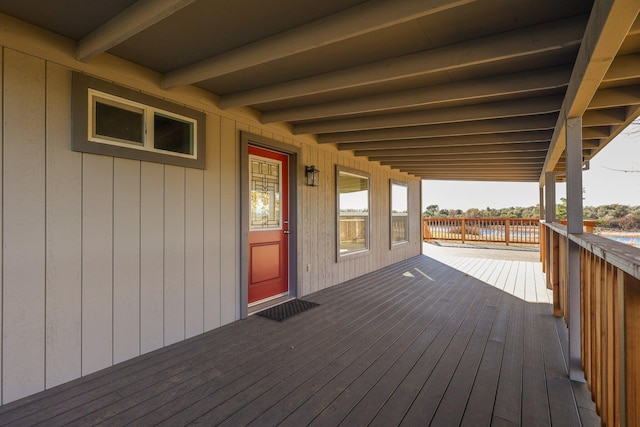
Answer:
[461, 218, 465, 244]
[505, 219, 510, 246]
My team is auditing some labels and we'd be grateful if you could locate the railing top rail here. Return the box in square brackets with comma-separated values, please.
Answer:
[570, 232, 640, 280]
[424, 217, 540, 222]
[543, 222, 640, 281]
[544, 221, 567, 236]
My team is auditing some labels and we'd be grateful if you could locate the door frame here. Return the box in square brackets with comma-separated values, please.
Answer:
[240, 131, 299, 318]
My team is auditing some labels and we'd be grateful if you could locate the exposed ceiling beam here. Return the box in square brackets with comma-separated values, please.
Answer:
[352, 138, 604, 152]
[389, 166, 544, 174]
[631, 14, 640, 34]
[319, 114, 556, 143]
[395, 164, 543, 172]
[419, 177, 540, 182]
[262, 66, 571, 123]
[582, 108, 626, 126]
[588, 85, 640, 109]
[162, 0, 473, 89]
[381, 157, 546, 166]
[77, 0, 196, 61]
[582, 139, 602, 149]
[412, 172, 541, 181]
[541, 0, 640, 183]
[416, 171, 542, 176]
[293, 96, 563, 135]
[602, 53, 640, 82]
[407, 168, 544, 175]
[373, 152, 548, 162]
[412, 171, 542, 177]
[586, 104, 640, 160]
[401, 171, 543, 179]
[219, 16, 585, 108]
[356, 141, 549, 157]
[336, 130, 552, 150]
[565, 1, 640, 118]
[582, 126, 610, 139]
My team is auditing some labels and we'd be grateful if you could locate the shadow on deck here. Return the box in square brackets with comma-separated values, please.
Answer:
[0, 253, 599, 426]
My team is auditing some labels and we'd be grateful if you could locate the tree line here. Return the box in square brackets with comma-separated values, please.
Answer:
[423, 202, 640, 231]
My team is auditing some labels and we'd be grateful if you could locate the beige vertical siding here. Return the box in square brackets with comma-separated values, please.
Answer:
[203, 114, 222, 331]
[113, 158, 142, 364]
[185, 168, 205, 339]
[3, 49, 46, 403]
[45, 63, 82, 389]
[0, 42, 421, 404]
[81, 153, 114, 375]
[140, 162, 165, 354]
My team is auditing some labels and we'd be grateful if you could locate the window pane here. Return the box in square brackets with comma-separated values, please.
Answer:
[338, 170, 369, 254]
[392, 215, 408, 243]
[391, 182, 408, 244]
[154, 113, 194, 155]
[95, 101, 144, 144]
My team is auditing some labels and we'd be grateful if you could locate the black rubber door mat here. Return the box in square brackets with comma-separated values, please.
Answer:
[257, 299, 319, 322]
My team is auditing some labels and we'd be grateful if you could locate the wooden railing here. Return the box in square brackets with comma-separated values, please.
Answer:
[544, 222, 640, 426]
[423, 217, 540, 245]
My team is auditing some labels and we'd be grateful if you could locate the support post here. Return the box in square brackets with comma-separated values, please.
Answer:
[539, 186, 545, 263]
[566, 116, 585, 382]
[545, 172, 556, 288]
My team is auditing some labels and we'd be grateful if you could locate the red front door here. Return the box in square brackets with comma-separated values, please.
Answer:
[248, 146, 289, 304]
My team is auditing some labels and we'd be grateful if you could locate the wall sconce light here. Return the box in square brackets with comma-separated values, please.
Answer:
[305, 165, 320, 187]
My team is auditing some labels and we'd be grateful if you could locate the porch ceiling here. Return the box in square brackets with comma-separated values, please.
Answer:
[2, 0, 639, 182]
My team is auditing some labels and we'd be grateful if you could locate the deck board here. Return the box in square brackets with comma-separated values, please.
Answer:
[0, 250, 600, 426]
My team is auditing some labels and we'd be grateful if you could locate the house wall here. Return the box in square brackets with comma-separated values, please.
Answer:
[0, 22, 421, 404]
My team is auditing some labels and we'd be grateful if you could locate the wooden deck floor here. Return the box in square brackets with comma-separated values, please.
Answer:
[0, 253, 600, 426]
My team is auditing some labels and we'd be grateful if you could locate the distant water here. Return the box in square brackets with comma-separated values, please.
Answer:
[609, 236, 640, 246]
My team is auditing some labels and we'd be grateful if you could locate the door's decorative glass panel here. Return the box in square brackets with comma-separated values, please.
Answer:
[250, 155, 281, 230]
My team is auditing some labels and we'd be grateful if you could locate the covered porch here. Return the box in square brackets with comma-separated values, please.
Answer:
[0, 0, 640, 422]
[0, 248, 599, 426]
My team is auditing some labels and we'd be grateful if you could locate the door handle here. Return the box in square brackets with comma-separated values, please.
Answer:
[283, 230, 291, 234]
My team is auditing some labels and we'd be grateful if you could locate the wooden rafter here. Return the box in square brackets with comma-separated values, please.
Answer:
[262, 66, 572, 123]
[219, 16, 585, 109]
[355, 142, 549, 157]
[293, 96, 563, 135]
[541, 0, 640, 183]
[319, 114, 557, 143]
[77, 0, 196, 61]
[162, 0, 474, 89]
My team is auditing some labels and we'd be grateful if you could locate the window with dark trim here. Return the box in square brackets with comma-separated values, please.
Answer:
[72, 73, 206, 169]
[337, 166, 370, 258]
[390, 180, 409, 246]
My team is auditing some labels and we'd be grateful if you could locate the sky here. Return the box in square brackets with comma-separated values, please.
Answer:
[421, 124, 640, 211]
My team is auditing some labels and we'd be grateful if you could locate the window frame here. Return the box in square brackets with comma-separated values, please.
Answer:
[72, 73, 206, 169]
[336, 165, 371, 261]
[390, 180, 409, 248]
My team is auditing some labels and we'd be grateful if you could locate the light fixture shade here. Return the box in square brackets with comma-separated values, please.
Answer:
[305, 165, 320, 186]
